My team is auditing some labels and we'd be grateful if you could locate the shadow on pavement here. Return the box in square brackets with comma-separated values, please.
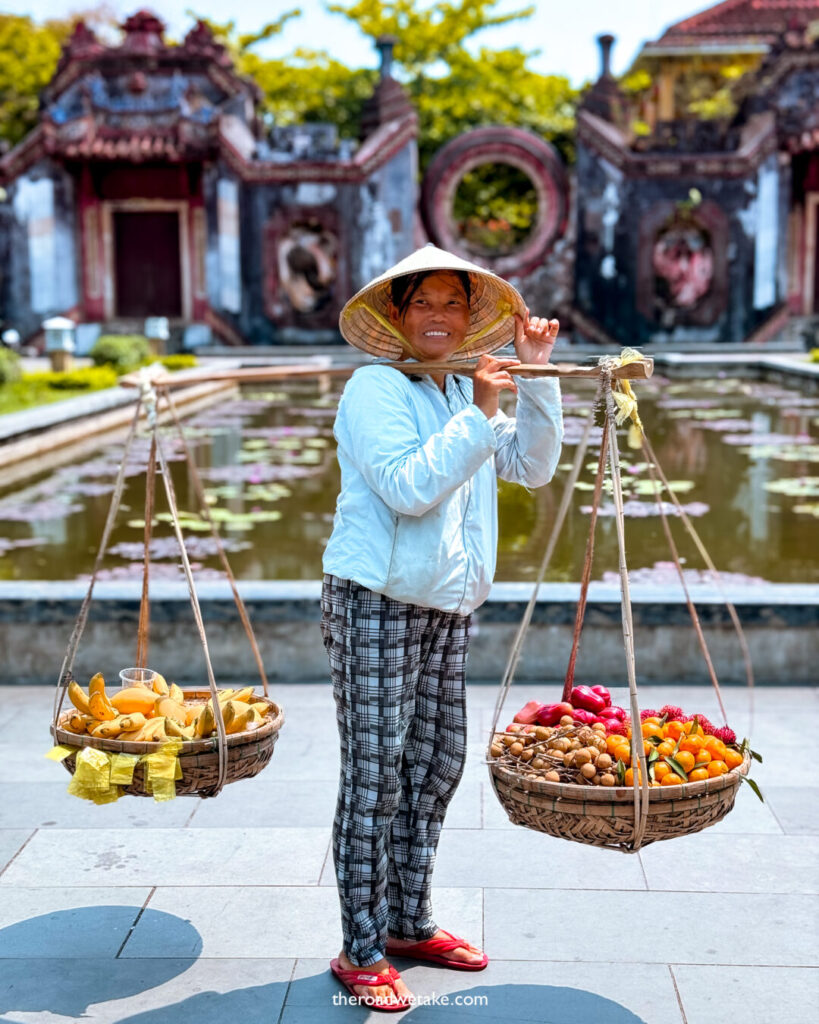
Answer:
[0, 906, 201, 1019]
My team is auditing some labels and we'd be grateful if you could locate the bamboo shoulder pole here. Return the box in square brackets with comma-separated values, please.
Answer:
[120, 356, 653, 389]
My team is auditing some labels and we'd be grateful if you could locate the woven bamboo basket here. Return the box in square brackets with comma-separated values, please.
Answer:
[51, 692, 284, 798]
[489, 751, 751, 851]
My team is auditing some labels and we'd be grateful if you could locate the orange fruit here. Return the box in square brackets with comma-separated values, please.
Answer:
[643, 716, 661, 726]
[689, 767, 709, 782]
[624, 768, 643, 786]
[657, 740, 675, 758]
[674, 750, 696, 773]
[661, 773, 686, 786]
[680, 735, 705, 754]
[606, 735, 623, 754]
[693, 749, 711, 766]
[654, 762, 672, 782]
[724, 748, 744, 770]
[613, 745, 631, 766]
[641, 722, 663, 739]
[664, 721, 686, 740]
[707, 760, 728, 777]
[704, 737, 727, 761]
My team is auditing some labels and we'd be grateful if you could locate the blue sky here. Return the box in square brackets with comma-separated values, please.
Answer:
[4, 1, 711, 85]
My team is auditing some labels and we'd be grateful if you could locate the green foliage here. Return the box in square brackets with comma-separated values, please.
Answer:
[189, 1, 577, 166]
[34, 365, 118, 390]
[0, 365, 118, 415]
[0, 6, 121, 148]
[325, 1, 577, 166]
[89, 334, 151, 374]
[454, 163, 538, 251]
[159, 353, 198, 371]
[0, 347, 22, 385]
[809, 349, 819, 364]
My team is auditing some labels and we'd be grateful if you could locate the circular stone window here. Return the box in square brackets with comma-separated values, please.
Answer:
[421, 126, 569, 277]
[453, 162, 539, 255]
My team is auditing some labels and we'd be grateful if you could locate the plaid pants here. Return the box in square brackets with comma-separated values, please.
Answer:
[320, 573, 471, 968]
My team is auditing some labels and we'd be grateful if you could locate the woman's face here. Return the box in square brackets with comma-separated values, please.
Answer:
[388, 271, 471, 361]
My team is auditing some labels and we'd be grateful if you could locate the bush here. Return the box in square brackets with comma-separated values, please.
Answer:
[36, 366, 119, 390]
[90, 334, 150, 374]
[159, 354, 198, 372]
[0, 347, 22, 384]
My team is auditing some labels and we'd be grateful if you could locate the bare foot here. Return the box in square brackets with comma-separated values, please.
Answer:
[337, 949, 413, 1007]
[387, 928, 485, 965]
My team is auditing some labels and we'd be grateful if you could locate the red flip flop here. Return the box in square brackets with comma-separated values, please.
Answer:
[329, 958, 413, 1012]
[385, 929, 489, 971]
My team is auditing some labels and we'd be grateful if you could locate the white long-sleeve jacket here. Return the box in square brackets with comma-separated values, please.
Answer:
[322, 362, 564, 615]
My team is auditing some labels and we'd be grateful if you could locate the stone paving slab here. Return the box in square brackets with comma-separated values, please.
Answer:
[289, 957, 684, 1024]
[485, 888, 819, 966]
[671, 965, 819, 1024]
[0, 827, 330, 889]
[0, 683, 816, 1022]
[0, 888, 151, 957]
[0, 782, 195, 829]
[381, 827, 648, 892]
[0, 829, 33, 873]
[763, 785, 819, 834]
[638, 833, 818, 894]
[0, 957, 295, 1024]
[123, 886, 483, 960]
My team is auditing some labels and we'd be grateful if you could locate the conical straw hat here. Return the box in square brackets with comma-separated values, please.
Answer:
[339, 245, 526, 361]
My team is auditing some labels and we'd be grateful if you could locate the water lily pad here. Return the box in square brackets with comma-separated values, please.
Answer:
[0, 537, 43, 555]
[764, 477, 819, 497]
[739, 444, 819, 462]
[600, 562, 769, 587]
[582, 500, 710, 518]
[629, 479, 695, 496]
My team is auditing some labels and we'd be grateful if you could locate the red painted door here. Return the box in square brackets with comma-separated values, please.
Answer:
[114, 211, 182, 317]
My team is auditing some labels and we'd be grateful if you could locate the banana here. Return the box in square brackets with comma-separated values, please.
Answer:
[118, 713, 146, 733]
[67, 680, 91, 715]
[154, 697, 188, 726]
[194, 704, 215, 739]
[249, 701, 269, 717]
[216, 689, 235, 703]
[152, 673, 169, 696]
[63, 711, 89, 734]
[88, 673, 116, 721]
[183, 703, 205, 726]
[222, 700, 254, 735]
[164, 718, 195, 740]
[230, 687, 255, 703]
[111, 687, 159, 716]
[131, 717, 168, 742]
[90, 717, 125, 739]
[169, 683, 185, 703]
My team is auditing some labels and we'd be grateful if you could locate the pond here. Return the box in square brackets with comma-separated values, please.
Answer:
[0, 371, 817, 585]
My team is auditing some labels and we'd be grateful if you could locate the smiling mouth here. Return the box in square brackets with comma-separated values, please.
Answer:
[423, 331, 450, 337]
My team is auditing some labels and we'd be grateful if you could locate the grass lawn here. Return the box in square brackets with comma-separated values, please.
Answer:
[0, 372, 118, 416]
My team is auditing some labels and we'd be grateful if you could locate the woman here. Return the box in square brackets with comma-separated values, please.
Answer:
[321, 245, 563, 1011]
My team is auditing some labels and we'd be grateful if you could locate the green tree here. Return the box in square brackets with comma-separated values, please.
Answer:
[0, 14, 66, 148]
[0, 5, 121, 149]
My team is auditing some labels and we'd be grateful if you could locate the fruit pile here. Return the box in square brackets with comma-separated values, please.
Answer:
[61, 673, 271, 743]
[492, 693, 746, 788]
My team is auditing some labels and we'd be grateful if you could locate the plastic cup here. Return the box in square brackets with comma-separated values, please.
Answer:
[119, 667, 158, 689]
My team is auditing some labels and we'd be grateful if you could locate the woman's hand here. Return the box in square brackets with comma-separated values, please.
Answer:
[472, 354, 519, 420]
[514, 310, 559, 371]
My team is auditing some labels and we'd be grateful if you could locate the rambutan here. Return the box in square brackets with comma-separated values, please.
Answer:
[712, 725, 737, 745]
[692, 713, 715, 735]
[659, 704, 686, 722]
[639, 709, 659, 721]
